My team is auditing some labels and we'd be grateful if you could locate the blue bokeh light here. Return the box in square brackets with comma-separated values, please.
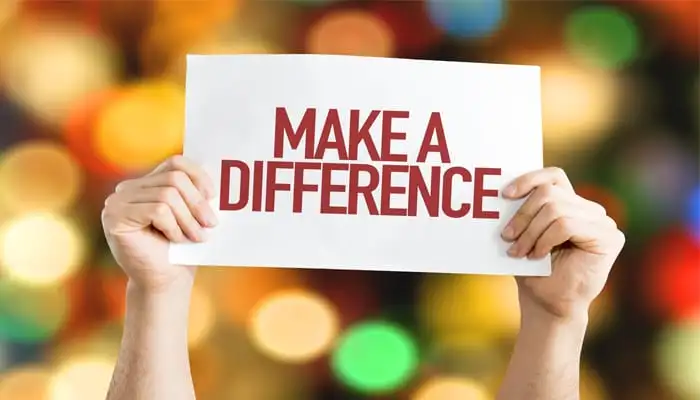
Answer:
[426, 0, 505, 38]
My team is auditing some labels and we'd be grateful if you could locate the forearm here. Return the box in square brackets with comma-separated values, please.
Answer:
[497, 306, 588, 400]
[106, 279, 195, 400]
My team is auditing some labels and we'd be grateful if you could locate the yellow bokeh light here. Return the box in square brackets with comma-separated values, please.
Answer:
[0, 367, 52, 400]
[581, 365, 608, 400]
[0, 141, 83, 214]
[49, 355, 115, 400]
[94, 81, 184, 172]
[419, 275, 520, 344]
[539, 57, 620, 157]
[413, 377, 491, 400]
[1, 21, 118, 126]
[0, 0, 18, 30]
[0, 213, 84, 287]
[306, 10, 395, 57]
[249, 289, 339, 363]
[189, 284, 216, 347]
[655, 321, 700, 398]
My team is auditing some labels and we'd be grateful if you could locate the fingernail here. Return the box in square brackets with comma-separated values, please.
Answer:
[502, 225, 515, 240]
[507, 244, 520, 257]
[195, 229, 208, 242]
[206, 212, 218, 227]
[503, 185, 517, 198]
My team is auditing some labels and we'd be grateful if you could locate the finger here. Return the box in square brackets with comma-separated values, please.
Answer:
[150, 155, 216, 199]
[102, 201, 186, 243]
[119, 171, 218, 228]
[529, 217, 624, 259]
[503, 167, 573, 198]
[502, 184, 561, 241]
[124, 187, 207, 242]
[507, 200, 575, 258]
[502, 187, 603, 241]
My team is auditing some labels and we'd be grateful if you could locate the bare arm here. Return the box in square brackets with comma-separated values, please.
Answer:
[106, 279, 195, 400]
[497, 307, 587, 400]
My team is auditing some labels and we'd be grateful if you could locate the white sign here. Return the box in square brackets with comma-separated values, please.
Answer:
[170, 54, 550, 276]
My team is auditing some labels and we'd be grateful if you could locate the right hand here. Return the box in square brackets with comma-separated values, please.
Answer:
[101, 155, 218, 292]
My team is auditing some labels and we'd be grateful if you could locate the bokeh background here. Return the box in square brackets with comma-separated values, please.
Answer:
[0, 0, 697, 399]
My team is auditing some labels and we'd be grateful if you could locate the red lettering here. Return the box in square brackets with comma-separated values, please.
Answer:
[265, 161, 293, 212]
[292, 162, 321, 213]
[474, 167, 501, 219]
[407, 165, 441, 217]
[349, 110, 381, 161]
[381, 111, 408, 162]
[315, 109, 349, 160]
[380, 164, 409, 216]
[251, 160, 264, 211]
[320, 163, 348, 214]
[220, 160, 249, 211]
[348, 164, 380, 215]
[274, 107, 316, 158]
[442, 166, 471, 218]
[417, 112, 451, 163]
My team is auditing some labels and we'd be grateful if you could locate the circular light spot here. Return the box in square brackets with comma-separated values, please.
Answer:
[1, 21, 118, 126]
[686, 186, 700, 239]
[0, 141, 83, 213]
[538, 57, 619, 157]
[332, 321, 418, 394]
[306, 10, 395, 57]
[412, 377, 490, 400]
[565, 6, 641, 70]
[419, 275, 520, 343]
[249, 289, 338, 363]
[49, 355, 115, 400]
[189, 285, 216, 348]
[426, 0, 505, 38]
[94, 81, 184, 173]
[0, 280, 69, 342]
[655, 321, 700, 398]
[0, 213, 84, 287]
[0, 367, 52, 400]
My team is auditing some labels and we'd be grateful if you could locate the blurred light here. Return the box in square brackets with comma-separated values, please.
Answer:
[210, 267, 303, 324]
[426, 0, 505, 38]
[655, 321, 700, 398]
[0, 0, 18, 29]
[565, 6, 641, 70]
[0, 367, 52, 400]
[306, 9, 395, 57]
[332, 320, 418, 394]
[0, 141, 83, 214]
[412, 376, 490, 400]
[644, 229, 700, 322]
[0, 280, 69, 342]
[94, 81, 184, 173]
[419, 275, 520, 344]
[370, 1, 442, 56]
[538, 57, 620, 157]
[581, 365, 608, 400]
[576, 184, 627, 229]
[424, 337, 502, 381]
[685, 186, 700, 239]
[189, 285, 216, 348]
[63, 91, 124, 179]
[249, 289, 338, 363]
[49, 355, 114, 400]
[0, 213, 84, 287]
[1, 21, 118, 126]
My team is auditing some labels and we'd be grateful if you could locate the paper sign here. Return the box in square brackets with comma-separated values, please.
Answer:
[170, 54, 550, 276]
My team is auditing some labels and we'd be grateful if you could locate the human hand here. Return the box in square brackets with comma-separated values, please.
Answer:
[501, 167, 625, 321]
[102, 155, 218, 293]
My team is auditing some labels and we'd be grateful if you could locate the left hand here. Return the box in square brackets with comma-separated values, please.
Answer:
[501, 167, 625, 321]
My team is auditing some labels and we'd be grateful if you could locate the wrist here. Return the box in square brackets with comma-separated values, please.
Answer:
[519, 299, 589, 333]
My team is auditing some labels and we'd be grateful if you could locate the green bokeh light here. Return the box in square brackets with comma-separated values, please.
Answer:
[331, 321, 419, 394]
[0, 281, 69, 343]
[565, 6, 640, 70]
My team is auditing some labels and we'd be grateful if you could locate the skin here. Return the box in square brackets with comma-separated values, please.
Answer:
[102, 156, 624, 400]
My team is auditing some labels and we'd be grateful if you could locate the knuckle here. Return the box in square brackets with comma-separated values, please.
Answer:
[543, 201, 564, 218]
[165, 170, 187, 186]
[550, 166, 567, 179]
[158, 187, 180, 203]
[166, 155, 185, 169]
[555, 217, 574, 233]
[114, 180, 130, 192]
[153, 203, 170, 217]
